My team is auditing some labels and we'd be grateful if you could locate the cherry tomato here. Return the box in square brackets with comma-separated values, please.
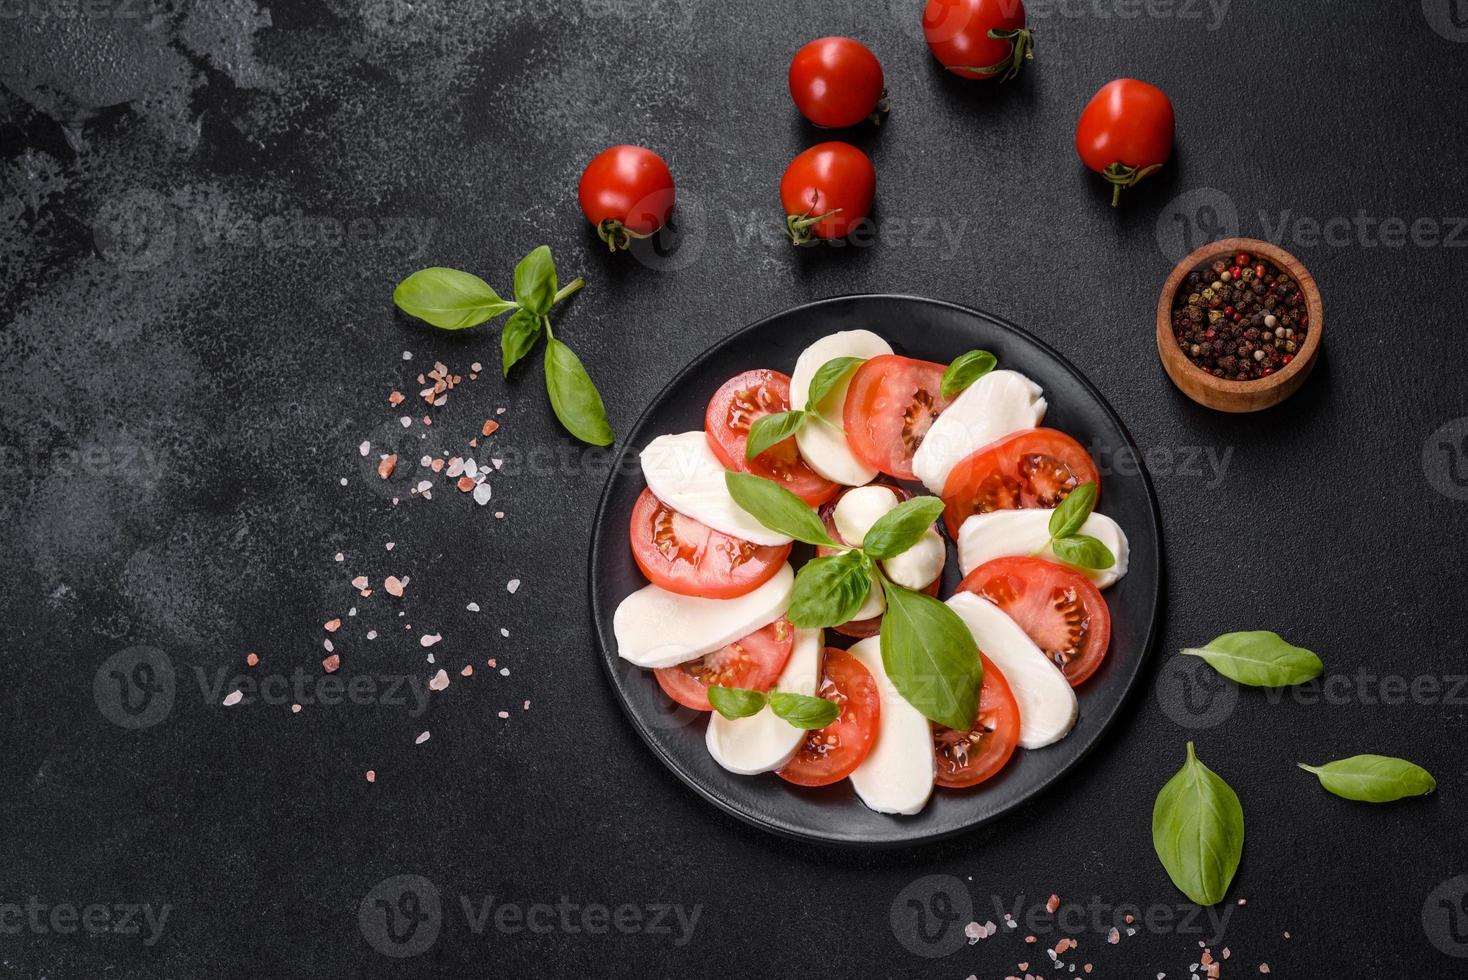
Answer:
[932, 653, 1020, 787]
[940, 428, 1100, 537]
[777, 648, 881, 786]
[958, 557, 1112, 686]
[1075, 79, 1175, 207]
[788, 37, 887, 128]
[628, 488, 791, 599]
[578, 145, 676, 250]
[705, 370, 840, 506]
[843, 355, 951, 481]
[923, 0, 1032, 82]
[816, 485, 943, 638]
[655, 619, 795, 711]
[779, 142, 876, 245]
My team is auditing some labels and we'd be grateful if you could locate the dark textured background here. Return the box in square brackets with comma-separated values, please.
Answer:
[3, 1, 1467, 977]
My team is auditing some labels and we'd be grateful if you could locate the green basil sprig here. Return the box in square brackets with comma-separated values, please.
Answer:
[745, 357, 864, 461]
[706, 686, 766, 720]
[707, 686, 840, 729]
[1152, 742, 1245, 906]
[940, 349, 997, 398]
[1298, 755, 1436, 803]
[1181, 632, 1323, 687]
[393, 246, 613, 446]
[1042, 481, 1115, 571]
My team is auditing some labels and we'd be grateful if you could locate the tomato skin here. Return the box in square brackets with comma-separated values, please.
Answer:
[578, 145, 676, 248]
[923, 0, 1030, 81]
[780, 142, 876, 244]
[932, 653, 1020, 788]
[705, 370, 840, 507]
[788, 37, 886, 128]
[957, 557, 1111, 686]
[1075, 79, 1175, 207]
[940, 428, 1100, 538]
[843, 355, 951, 481]
[629, 489, 791, 599]
[655, 619, 795, 711]
[777, 648, 881, 786]
[816, 485, 944, 638]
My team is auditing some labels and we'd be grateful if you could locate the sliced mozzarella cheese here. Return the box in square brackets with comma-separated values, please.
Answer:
[946, 592, 1078, 749]
[788, 330, 894, 486]
[912, 370, 1047, 495]
[614, 564, 795, 669]
[706, 627, 822, 775]
[640, 432, 792, 547]
[845, 636, 936, 815]
[831, 484, 945, 593]
[956, 508, 1130, 589]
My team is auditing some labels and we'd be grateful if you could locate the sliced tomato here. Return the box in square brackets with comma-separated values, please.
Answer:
[706, 369, 839, 506]
[655, 618, 795, 711]
[941, 428, 1101, 537]
[630, 488, 790, 598]
[958, 556, 1112, 686]
[842, 355, 951, 480]
[816, 485, 942, 638]
[777, 648, 880, 786]
[932, 653, 1020, 788]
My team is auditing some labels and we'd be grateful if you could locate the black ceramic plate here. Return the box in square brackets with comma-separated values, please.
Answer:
[589, 295, 1162, 847]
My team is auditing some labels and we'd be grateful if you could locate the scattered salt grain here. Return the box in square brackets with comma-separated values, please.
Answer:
[522, 700, 530, 710]
[323, 639, 334, 653]
[223, 690, 243, 707]
[335, 552, 344, 562]
[1107, 928, 1120, 945]
[497, 710, 509, 719]
[400, 417, 412, 428]
[367, 630, 378, 640]
[420, 633, 442, 647]
[429, 669, 449, 692]
[1259, 966, 1270, 975]
[466, 602, 480, 612]
[471, 362, 482, 372]
[500, 627, 509, 637]
[415, 731, 430, 744]
[359, 441, 370, 457]
[325, 618, 342, 633]
[246, 652, 259, 667]
[499, 667, 509, 676]
[365, 770, 376, 783]
[1046, 894, 1060, 913]
[385, 576, 406, 597]
[473, 483, 492, 506]
[461, 665, 473, 677]
[351, 575, 368, 589]
[291, 704, 302, 713]
[323, 654, 340, 673]
[506, 579, 521, 594]
[385, 542, 394, 551]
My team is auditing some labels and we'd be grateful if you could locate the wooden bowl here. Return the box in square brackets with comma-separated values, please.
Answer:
[1156, 238, 1323, 412]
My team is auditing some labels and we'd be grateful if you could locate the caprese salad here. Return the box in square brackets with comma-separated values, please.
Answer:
[613, 329, 1132, 816]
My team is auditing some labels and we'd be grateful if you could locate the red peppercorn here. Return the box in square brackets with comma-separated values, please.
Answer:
[1262, 367, 1274, 376]
[1282, 354, 1294, 365]
[1224, 306, 1234, 316]
[1230, 266, 1243, 279]
[1205, 329, 1216, 338]
[1235, 252, 1250, 266]
[1254, 264, 1266, 278]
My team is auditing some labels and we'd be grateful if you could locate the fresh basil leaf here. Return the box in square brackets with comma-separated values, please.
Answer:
[513, 245, 558, 315]
[862, 496, 945, 560]
[725, 471, 838, 547]
[1051, 533, 1115, 570]
[940, 349, 997, 398]
[879, 579, 982, 731]
[1298, 755, 1436, 803]
[393, 267, 518, 330]
[805, 356, 865, 411]
[787, 551, 873, 629]
[746, 410, 807, 461]
[1048, 481, 1098, 539]
[1152, 742, 1245, 906]
[543, 337, 613, 446]
[1181, 632, 1323, 688]
[500, 309, 543, 376]
[707, 686, 767, 720]
[769, 692, 841, 730]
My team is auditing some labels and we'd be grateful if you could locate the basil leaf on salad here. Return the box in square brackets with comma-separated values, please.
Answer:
[707, 686, 767, 720]
[788, 551, 873, 629]
[1181, 631, 1322, 688]
[392, 267, 518, 330]
[1051, 534, 1115, 570]
[1048, 481, 1098, 539]
[862, 496, 944, 560]
[1298, 755, 1436, 803]
[805, 356, 865, 411]
[940, 349, 997, 398]
[1152, 742, 1244, 906]
[500, 309, 544, 376]
[725, 472, 839, 548]
[879, 576, 982, 731]
[513, 244, 558, 315]
[745, 410, 807, 461]
[543, 337, 614, 446]
[769, 692, 841, 730]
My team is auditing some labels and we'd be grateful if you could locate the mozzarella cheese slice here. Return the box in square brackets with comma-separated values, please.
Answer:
[912, 370, 1047, 495]
[641, 432, 792, 547]
[846, 636, 936, 815]
[614, 564, 795, 669]
[706, 627, 822, 775]
[788, 330, 894, 486]
[946, 592, 1078, 749]
[956, 508, 1130, 589]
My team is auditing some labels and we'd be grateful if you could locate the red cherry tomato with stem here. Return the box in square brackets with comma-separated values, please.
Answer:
[779, 142, 876, 245]
[578, 145, 676, 250]
[1075, 79, 1175, 207]
[788, 36, 888, 128]
[923, 0, 1033, 82]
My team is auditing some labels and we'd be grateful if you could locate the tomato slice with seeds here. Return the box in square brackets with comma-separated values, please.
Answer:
[932, 653, 1020, 788]
[958, 556, 1111, 686]
[706, 369, 840, 506]
[842, 355, 951, 481]
[941, 428, 1101, 537]
[629, 488, 791, 599]
[655, 618, 795, 711]
[777, 647, 880, 787]
[816, 485, 943, 638]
